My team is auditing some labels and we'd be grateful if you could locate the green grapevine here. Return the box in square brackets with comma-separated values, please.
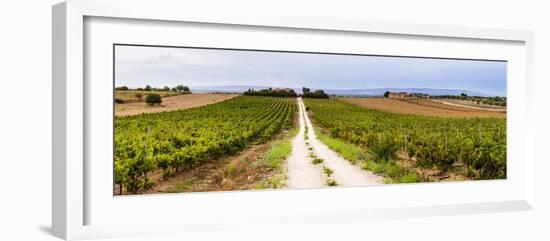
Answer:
[115, 96, 296, 194]
[304, 98, 506, 179]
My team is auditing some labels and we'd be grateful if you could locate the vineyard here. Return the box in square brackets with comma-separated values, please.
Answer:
[114, 96, 296, 194]
[303, 98, 506, 180]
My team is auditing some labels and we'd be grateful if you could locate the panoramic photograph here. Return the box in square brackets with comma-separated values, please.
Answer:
[113, 44, 507, 195]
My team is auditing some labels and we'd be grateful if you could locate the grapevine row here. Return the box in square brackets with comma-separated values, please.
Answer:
[303, 98, 506, 180]
[114, 96, 296, 194]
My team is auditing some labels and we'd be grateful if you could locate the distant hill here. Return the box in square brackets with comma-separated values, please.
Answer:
[191, 85, 496, 97]
[323, 88, 493, 97]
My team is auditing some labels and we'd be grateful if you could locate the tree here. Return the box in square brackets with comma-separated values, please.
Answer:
[162, 86, 170, 91]
[183, 86, 190, 92]
[243, 88, 297, 97]
[145, 85, 152, 91]
[384, 91, 390, 98]
[301, 87, 329, 99]
[115, 86, 129, 91]
[145, 94, 162, 105]
[460, 93, 467, 97]
[175, 85, 184, 92]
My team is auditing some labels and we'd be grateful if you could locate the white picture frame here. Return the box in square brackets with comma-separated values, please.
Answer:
[52, 0, 535, 240]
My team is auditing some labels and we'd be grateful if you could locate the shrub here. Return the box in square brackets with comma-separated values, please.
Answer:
[114, 98, 125, 104]
[226, 160, 239, 176]
[134, 93, 143, 101]
[145, 94, 162, 105]
[400, 173, 420, 183]
[369, 139, 398, 162]
[361, 160, 385, 174]
[386, 163, 403, 178]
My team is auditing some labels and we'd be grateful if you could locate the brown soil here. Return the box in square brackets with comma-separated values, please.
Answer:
[115, 106, 298, 196]
[134, 128, 295, 194]
[114, 139, 275, 195]
[341, 97, 505, 118]
[147, 141, 274, 194]
[115, 93, 237, 117]
[396, 153, 470, 182]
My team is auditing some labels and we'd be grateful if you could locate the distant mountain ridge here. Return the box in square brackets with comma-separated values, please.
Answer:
[191, 85, 497, 97]
[323, 88, 493, 97]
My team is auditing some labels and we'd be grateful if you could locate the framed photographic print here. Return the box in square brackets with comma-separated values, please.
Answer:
[52, 0, 535, 240]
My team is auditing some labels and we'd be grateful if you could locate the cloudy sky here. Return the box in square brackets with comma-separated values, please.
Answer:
[115, 45, 507, 96]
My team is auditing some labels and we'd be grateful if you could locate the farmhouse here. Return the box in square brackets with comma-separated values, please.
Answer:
[409, 92, 431, 99]
[387, 92, 430, 99]
[388, 92, 408, 98]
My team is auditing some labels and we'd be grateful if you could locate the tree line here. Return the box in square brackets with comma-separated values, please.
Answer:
[433, 93, 506, 107]
[243, 86, 329, 99]
[115, 84, 191, 92]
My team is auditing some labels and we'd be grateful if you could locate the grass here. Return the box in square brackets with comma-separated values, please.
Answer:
[166, 177, 199, 193]
[314, 126, 421, 184]
[225, 159, 240, 176]
[288, 126, 300, 137]
[361, 160, 420, 184]
[322, 166, 334, 177]
[311, 158, 324, 165]
[254, 127, 299, 189]
[262, 139, 293, 170]
[326, 178, 338, 186]
[314, 128, 364, 164]
[254, 173, 287, 189]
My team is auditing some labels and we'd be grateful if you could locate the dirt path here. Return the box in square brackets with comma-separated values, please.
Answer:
[286, 98, 326, 188]
[430, 99, 506, 112]
[285, 98, 383, 188]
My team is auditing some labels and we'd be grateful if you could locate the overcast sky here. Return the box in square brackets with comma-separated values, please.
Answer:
[115, 45, 507, 96]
